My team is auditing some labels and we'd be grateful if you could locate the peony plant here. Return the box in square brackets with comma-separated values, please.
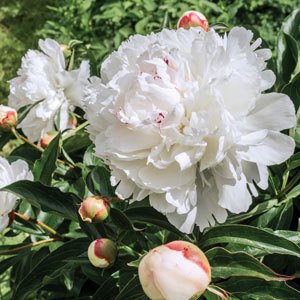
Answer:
[0, 7, 300, 300]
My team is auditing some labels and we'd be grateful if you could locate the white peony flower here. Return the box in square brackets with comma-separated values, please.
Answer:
[84, 27, 296, 233]
[9, 39, 90, 141]
[0, 157, 33, 231]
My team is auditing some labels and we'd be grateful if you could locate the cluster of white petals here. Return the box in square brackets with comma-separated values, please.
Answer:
[84, 27, 296, 233]
[0, 158, 33, 231]
[9, 39, 90, 141]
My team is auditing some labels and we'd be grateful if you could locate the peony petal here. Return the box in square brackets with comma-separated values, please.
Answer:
[149, 193, 176, 213]
[166, 207, 197, 234]
[246, 93, 296, 131]
[238, 131, 295, 166]
[215, 172, 252, 214]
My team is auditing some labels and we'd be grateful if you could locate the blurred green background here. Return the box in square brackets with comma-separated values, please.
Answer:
[0, 0, 298, 103]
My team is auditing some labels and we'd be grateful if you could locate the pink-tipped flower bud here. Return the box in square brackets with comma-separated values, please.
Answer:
[138, 241, 211, 300]
[0, 105, 17, 131]
[177, 10, 209, 31]
[69, 113, 77, 128]
[78, 196, 110, 223]
[40, 131, 59, 149]
[88, 238, 117, 268]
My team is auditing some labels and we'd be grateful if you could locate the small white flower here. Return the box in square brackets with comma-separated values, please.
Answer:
[0, 158, 33, 231]
[84, 27, 296, 233]
[9, 39, 90, 141]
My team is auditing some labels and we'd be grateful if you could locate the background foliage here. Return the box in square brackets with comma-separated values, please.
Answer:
[0, 0, 299, 101]
[0, 1, 300, 300]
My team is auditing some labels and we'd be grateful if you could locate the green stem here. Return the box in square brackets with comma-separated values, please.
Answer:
[62, 120, 89, 141]
[12, 128, 75, 168]
[14, 212, 64, 240]
[0, 238, 55, 256]
[11, 127, 43, 152]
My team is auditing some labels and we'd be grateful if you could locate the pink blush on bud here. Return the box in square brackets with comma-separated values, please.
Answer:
[177, 10, 209, 31]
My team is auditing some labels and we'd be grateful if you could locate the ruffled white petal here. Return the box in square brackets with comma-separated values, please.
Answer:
[9, 39, 90, 141]
[84, 27, 296, 233]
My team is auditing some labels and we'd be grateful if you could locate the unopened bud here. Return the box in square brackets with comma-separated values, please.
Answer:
[40, 131, 59, 149]
[88, 238, 117, 268]
[0, 105, 17, 131]
[139, 241, 211, 300]
[177, 10, 209, 31]
[60, 44, 72, 58]
[79, 196, 110, 223]
[69, 112, 77, 128]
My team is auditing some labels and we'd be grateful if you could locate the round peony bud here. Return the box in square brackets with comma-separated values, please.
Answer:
[0, 105, 17, 131]
[177, 10, 209, 31]
[88, 238, 117, 268]
[78, 196, 110, 223]
[40, 131, 59, 149]
[69, 112, 77, 128]
[138, 241, 211, 300]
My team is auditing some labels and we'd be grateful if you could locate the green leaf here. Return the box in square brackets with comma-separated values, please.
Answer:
[110, 207, 134, 231]
[218, 277, 300, 300]
[282, 72, 300, 110]
[115, 275, 147, 300]
[277, 9, 300, 84]
[2, 180, 79, 221]
[227, 199, 278, 223]
[200, 224, 300, 258]
[86, 166, 114, 196]
[250, 200, 293, 230]
[0, 131, 13, 151]
[9, 144, 41, 165]
[63, 129, 91, 154]
[277, 31, 298, 84]
[206, 247, 294, 281]
[125, 206, 184, 237]
[292, 107, 300, 146]
[83, 144, 103, 166]
[92, 276, 118, 299]
[286, 184, 300, 199]
[33, 132, 61, 185]
[0, 255, 23, 273]
[275, 230, 300, 246]
[13, 238, 89, 300]
[281, 9, 300, 43]
[287, 151, 300, 170]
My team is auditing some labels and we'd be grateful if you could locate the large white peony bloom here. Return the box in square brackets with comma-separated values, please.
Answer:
[84, 27, 296, 233]
[0, 158, 33, 231]
[9, 39, 90, 141]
